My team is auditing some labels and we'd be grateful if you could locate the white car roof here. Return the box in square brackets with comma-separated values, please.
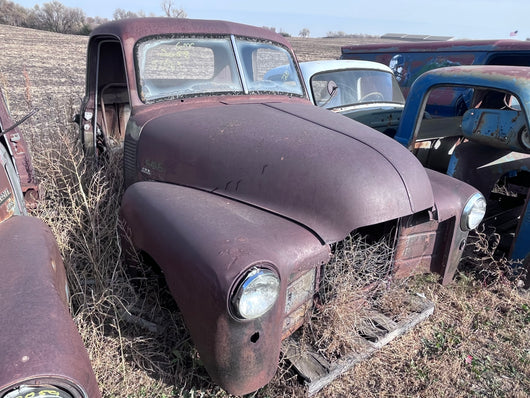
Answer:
[299, 59, 394, 93]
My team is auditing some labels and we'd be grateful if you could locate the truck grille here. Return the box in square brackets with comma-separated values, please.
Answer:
[282, 220, 399, 339]
[282, 211, 450, 339]
[123, 135, 138, 188]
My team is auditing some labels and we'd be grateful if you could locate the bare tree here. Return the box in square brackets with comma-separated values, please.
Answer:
[0, 0, 30, 26]
[161, 0, 187, 18]
[299, 28, 310, 38]
[31, 1, 85, 34]
[112, 8, 144, 20]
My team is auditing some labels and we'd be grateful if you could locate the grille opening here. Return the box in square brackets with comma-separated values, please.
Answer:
[485, 170, 529, 255]
[288, 225, 400, 360]
[321, 223, 398, 307]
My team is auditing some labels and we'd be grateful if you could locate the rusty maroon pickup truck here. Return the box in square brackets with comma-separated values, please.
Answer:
[79, 18, 486, 395]
[0, 89, 100, 398]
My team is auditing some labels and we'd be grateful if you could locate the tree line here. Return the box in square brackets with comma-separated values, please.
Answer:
[0, 0, 187, 35]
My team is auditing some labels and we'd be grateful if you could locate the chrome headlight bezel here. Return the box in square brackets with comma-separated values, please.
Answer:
[2, 384, 76, 398]
[231, 266, 280, 320]
[461, 192, 487, 231]
[519, 126, 530, 151]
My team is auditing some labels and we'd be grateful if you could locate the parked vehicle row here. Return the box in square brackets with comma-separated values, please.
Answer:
[8, 17, 528, 396]
[302, 51, 530, 270]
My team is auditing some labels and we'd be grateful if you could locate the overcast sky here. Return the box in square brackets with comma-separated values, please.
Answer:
[14, 0, 528, 40]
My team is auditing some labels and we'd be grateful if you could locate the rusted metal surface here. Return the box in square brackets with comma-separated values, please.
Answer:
[448, 141, 530, 260]
[394, 66, 530, 263]
[0, 146, 23, 222]
[0, 216, 100, 398]
[120, 181, 330, 395]
[420, 169, 474, 284]
[298, 60, 483, 282]
[282, 269, 317, 339]
[0, 89, 100, 397]
[0, 89, 39, 201]
[394, 218, 443, 278]
[461, 108, 528, 151]
[86, 18, 298, 110]
[310, 54, 530, 264]
[340, 39, 530, 99]
[396, 66, 530, 148]
[341, 39, 530, 55]
[393, 169, 477, 284]
[134, 101, 434, 243]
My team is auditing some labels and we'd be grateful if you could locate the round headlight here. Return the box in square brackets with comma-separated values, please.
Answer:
[3, 385, 74, 398]
[461, 192, 487, 231]
[232, 267, 280, 320]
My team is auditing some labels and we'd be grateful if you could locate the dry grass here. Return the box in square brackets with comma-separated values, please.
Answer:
[1, 24, 529, 397]
[305, 234, 396, 360]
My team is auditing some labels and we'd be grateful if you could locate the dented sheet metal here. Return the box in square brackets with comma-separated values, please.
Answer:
[84, 18, 488, 395]
[0, 216, 100, 398]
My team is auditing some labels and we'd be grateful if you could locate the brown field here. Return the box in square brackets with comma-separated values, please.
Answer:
[1, 23, 529, 398]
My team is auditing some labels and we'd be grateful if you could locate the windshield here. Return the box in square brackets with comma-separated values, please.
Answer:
[309, 69, 405, 109]
[234, 39, 304, 96]
[135, 35, 304, 102]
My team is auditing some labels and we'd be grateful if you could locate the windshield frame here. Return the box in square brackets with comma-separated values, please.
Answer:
[134, 34, 306, 103]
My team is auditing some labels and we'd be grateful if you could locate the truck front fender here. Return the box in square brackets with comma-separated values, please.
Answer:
[120, 181, 330, 395]
[0, 216, 100, 398]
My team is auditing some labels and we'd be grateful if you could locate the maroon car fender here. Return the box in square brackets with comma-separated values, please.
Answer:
[0, 216, 100, 398]
[120, 181, 330, 395]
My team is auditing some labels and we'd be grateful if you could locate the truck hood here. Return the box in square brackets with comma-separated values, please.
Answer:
[134, 101, 434, 243]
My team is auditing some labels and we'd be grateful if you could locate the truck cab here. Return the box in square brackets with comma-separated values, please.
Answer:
[396, 66, 530, 269]
[341, 39, 530, 117]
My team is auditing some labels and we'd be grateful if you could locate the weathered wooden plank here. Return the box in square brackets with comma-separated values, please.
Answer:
[282, 293, 435, 396]
[282, 343, 330, 382]
[365, 311, 399, 333]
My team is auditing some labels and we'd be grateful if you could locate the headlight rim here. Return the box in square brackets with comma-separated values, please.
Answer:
[519, 126, 530, 151]
[460, 191, 487, 231]
[229, 263, 281, 321]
